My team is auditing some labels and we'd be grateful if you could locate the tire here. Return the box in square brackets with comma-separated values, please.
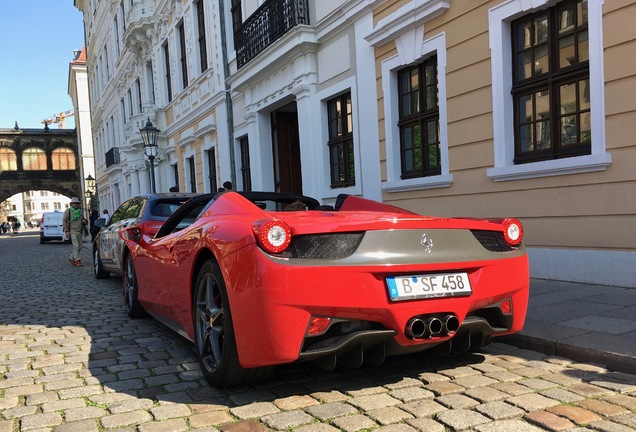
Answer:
[193, 260, 274, 387]
[40, 237, 45, 244]
[93, 247, 110, 279]
[123, 254, 144, 318]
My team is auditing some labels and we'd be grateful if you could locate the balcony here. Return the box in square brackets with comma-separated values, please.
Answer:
[123, 0, 156, 54]
[105, 147, 120, 168]
[235, 0, 310, 69]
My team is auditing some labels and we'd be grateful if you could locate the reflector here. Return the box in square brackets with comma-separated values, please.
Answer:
[308, 317, 332, 335]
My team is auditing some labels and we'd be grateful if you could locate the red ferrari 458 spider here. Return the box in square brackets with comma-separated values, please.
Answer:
[120, 191, 529, 386]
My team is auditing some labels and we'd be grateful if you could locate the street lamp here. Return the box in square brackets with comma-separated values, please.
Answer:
[139, 118, 160, 193]
[85, 174, 96, 210]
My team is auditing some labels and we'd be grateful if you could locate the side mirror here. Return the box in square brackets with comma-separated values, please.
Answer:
[120, 226, 142, 242]
[95, 218, 106, 228]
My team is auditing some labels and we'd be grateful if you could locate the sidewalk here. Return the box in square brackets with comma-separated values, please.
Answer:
[503, 278, 636, 374]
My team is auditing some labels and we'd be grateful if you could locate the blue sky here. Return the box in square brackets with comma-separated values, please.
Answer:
[0, 1, 85, 130]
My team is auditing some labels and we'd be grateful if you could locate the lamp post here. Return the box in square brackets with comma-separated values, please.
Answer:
[139, 118, 160, 193]
[85, 174, 96, 211]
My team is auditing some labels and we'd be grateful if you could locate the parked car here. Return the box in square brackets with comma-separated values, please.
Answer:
[119, 191, 529, 387]
[40, 210, 69, 244]
[92, 193, 196, 279]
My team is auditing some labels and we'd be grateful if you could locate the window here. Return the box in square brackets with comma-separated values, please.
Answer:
[196, 0, 208, 74]
[206, 148, 218, 192]
[397, 56, 440, 179]
[327, 92, 355, 188]
[163, 42, 172, 103]
[178, 22, 188, 89]
[120, 1, 125, 30]
[120, 98, 127, 124]
[54, 202, 62, 210]
[104, 46, 110, 79]
[488, 0, 608, 181]
[51, 148, 76, 170]
[127, 88, 133, 115]
[512, 0, 590, 164]
[22, 148, 47, 170]
[172, 163, 179, 190]
[124, 197, 144, 219]
[231, 0, 242, 33]
[41, 202, 49, 210]
[0, 148, 17, 171]
[136, 78, 142, 113]
[146, 61, 155, 105]
[379, 32, 451, 192]
[114, 15, 121, 58]
[188, 156, 196, 192]
[240, 136, 251, 191]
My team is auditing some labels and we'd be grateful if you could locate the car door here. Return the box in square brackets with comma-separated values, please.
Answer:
[113, 197, 146, 270]
[98, 199, 132, 270]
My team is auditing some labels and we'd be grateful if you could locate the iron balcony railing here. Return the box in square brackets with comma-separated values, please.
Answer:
[105, 147, 120, 168]
[235, 0, 310, 69]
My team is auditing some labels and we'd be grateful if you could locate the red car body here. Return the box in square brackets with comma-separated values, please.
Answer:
[122, 191, 529, 386]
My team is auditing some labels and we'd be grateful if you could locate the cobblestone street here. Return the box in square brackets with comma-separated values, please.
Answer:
[2, 231, 636, 431]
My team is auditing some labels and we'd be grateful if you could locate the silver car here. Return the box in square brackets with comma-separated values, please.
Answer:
[93, 193, 196, 279]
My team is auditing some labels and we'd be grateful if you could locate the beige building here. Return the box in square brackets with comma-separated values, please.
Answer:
[75, 0, 635, 287]
[365, 0, 635, 287]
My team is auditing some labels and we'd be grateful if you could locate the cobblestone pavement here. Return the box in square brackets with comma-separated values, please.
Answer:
[2, 230, 636, 432]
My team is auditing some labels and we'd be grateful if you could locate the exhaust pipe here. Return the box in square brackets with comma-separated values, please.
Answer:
[405, 317, 427, 339]
[442, 315, 460, 334]
[427, 317, 443, 336]
[406, 315, 453, 339]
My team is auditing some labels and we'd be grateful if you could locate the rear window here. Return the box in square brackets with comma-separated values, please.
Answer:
[149, 199, 190, 218]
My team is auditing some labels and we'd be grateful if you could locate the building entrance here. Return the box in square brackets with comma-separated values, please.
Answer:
[271, 103, 302, 195]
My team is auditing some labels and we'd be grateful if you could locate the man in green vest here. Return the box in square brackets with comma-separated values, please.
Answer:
[63, 197, 88, 267]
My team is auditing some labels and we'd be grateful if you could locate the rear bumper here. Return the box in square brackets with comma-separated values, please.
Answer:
[222, 247, 529, 368]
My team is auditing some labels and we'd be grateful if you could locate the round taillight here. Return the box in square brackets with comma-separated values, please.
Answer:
[257, 219, 292, 253]
[502, 218, 523, 246]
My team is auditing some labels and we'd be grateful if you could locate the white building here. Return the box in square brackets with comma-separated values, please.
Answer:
[68, 47, 97, 212]
[74, 0, 636, 287]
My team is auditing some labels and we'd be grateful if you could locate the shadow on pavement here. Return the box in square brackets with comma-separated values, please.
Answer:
[2, 231, 632, 408]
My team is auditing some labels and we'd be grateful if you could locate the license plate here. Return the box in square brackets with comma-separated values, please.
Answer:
[386, 272, 472, 301]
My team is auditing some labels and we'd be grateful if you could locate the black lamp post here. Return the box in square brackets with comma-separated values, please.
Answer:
[139, 118, 160, 193]
[84, 174, 96, 210]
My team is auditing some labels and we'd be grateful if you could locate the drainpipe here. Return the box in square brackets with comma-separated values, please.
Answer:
[218, 0, 237, 188]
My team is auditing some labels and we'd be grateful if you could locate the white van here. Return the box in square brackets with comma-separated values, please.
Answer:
[40, 210, 69, 244]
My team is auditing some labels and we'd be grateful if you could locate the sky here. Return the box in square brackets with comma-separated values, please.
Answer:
[0, 1, 85, 130]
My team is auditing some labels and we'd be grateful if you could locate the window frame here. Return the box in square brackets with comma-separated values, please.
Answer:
[163, 41, 173, 103]
[511, 0, 591, 165]
[240, 136, 251, 192]
[380, 32, 451, 192]
[488, 0, 609, 181]
[188, 156, 196, 193]
[196, 0, 208, 74]
[397, 55, 441, 180]
[326, 91, 355, 188]
[206, 147, 218, 193]
[178, 21, 189, 90]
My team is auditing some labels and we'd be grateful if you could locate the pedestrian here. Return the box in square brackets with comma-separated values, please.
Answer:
[102, 209, 110, 225]
[89, 209, 100, 242]
[223, 181, 233, 191]
[63, 197, 89, 267]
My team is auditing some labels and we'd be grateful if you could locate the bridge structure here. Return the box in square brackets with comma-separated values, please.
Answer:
[0, 124, 82, 204]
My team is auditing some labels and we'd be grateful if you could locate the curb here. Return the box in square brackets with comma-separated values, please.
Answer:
[501, 333, 636, 375]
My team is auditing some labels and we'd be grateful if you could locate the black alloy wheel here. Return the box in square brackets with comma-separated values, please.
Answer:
[123, 254, 144, 318]
[193, 260, 273, 387]
[93, 247, 110, 279]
